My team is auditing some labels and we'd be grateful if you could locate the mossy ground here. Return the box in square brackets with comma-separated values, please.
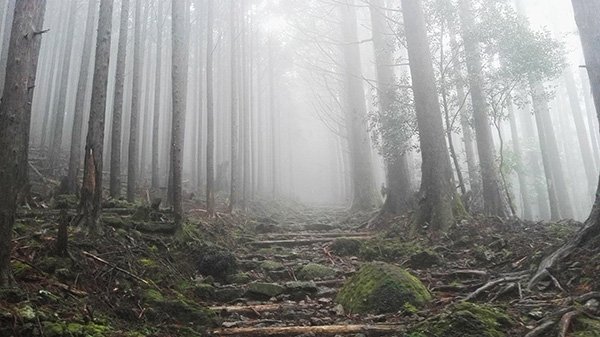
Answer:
[409, 302, 512, 337]
[335, 262, 431, 314]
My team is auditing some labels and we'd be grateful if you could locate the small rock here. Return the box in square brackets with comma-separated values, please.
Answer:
[333, 304, 345, 316]
[247, 282, 285, 299]
[585, 299, 600, 315]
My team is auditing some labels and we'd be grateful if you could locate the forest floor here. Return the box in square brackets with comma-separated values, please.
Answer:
[2, 192, 600, 336]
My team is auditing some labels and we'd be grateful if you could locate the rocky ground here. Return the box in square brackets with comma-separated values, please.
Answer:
[1, 196, 600, 337]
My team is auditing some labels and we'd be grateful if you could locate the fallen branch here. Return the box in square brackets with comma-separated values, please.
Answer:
[82, 251, 153, 288]
[464, 275, 525, 301]
[210, 324, 402, 336]
[524, 320, 555, 337]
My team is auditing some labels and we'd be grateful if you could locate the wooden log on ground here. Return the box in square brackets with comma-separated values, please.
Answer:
[210, 324, 401, 336]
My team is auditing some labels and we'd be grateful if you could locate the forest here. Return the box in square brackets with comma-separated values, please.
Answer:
[1, 0, 600, 336]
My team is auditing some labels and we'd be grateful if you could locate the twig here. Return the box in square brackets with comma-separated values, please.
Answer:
[82, 251, 155, 288]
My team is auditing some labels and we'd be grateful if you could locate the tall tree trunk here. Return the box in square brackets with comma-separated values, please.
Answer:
[171, 0, 189, 226]
[126, 0, 143, 202]
[206, 0, 215, 217]
[0, 0, 14, 97]
[581, 69, 600, 167]
[229, 0, 240, 212]
[151, 0, 163, 190]
[564, 68, 597, 196]
[242, 1, 251, 208]
[68, 0, 98, 195]
[402, 0, 458, 231]
[340, 0, 380, 211]
[0, 0, 45, 287]
[48, 0, 77, 172]
[508, 102, 533, 219]
[109, 0, 129, 198]
[458, 0, 507, 217]
[531, 0, 600, 287]
[80, 0, 114, 233]
[368, 0, 411, 214]
[531, 81, 574, 219]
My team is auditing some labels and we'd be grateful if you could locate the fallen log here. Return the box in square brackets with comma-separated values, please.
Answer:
[210, 324, 402, 336]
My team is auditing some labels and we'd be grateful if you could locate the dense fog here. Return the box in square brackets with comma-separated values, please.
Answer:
[2, 0, 598, 220]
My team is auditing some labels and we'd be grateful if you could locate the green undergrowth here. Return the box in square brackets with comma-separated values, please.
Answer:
[1, 201, 243, 337]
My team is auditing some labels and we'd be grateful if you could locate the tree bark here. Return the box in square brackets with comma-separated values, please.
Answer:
[171, 0, 189, 226]
[368, 0, 412, 214]
[48, 0, 77, 172]
[229, 0, 240, 212]
[340, 0, 380, 211]
[0, 0, 14, 97]
[108, 0, 129, 198]
[458, 0, 507, 217]
[80, 0, 114, 232]
[530, 0, 600, 287]
[126, 0, 143, 202]
[151, 0, 163, 190]
[530, 80, 574, 219]
[68, 0, 98, 195]
[508, 102, 533, 219]
[564, 68, 597, 196]
[206, 0, 215, 217]
[402, 0, 458, 231]
[0, 0, 46, 287]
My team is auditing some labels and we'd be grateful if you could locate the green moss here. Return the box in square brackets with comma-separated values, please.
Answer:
[143, 288, 215, 325]
[227, 272, 252, 284]
[43, 321, 112, 337]
[573, 317, 600, 337]
[330, 238, 363, 256]
[358, 239, 425, 262]
[53, 195, 79, 209]
[37, 256, 71, 274]
[11, 260, 33, 278]
[260, 260, 284, 271]
[297, 263, 336, 280]
[335, 262, 431, 314]
[191, 283, 216, 300]
[138, 258, 157, 268]
[409, 302, 512, 337]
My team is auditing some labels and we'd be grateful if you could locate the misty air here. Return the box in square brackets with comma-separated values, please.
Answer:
[1, 0, 600, 336]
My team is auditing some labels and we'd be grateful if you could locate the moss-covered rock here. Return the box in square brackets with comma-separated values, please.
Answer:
[227, 272, 252, 284]
[359, 239, 425, 262]
[192, 244, 238, 280]
[409, 302, 512, 337]
[335, 262, 431, 314]
[330, 238, 362, 256]
[297, 263, 336, 280]
[260, 260, 284, 271]
[284, 281, 318, 300]
[143, 289, 215, 325]
[246, 282, 285, 299]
